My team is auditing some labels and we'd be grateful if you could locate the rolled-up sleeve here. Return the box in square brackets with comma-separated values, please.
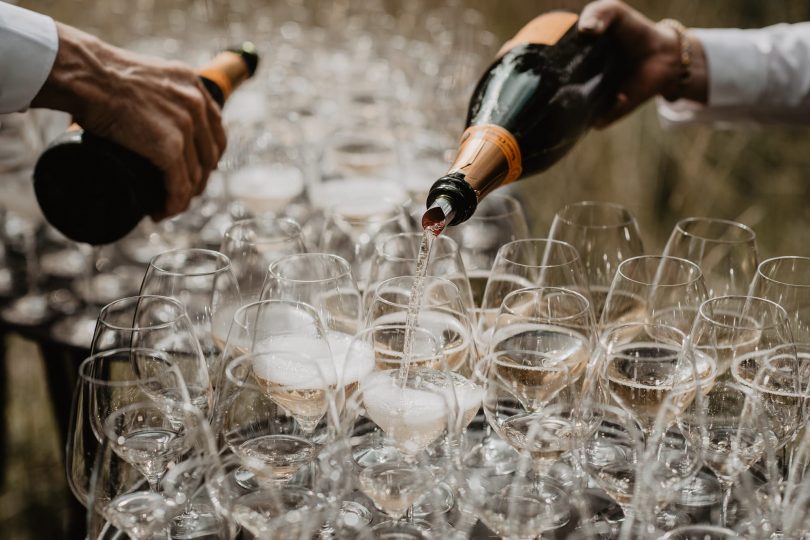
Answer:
[0, 2, 59, 114]
[658, 22, 810, 126]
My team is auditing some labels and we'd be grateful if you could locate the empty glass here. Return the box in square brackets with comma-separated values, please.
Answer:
[663, 217, 758, 298]
[219, 217, 307, 303]
[549, 201, 645, 319]
[750, 256, 810, 341]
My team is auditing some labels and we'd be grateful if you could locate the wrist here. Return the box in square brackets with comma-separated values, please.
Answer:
[657, 21, 708, 104]
[31, 23, 113, 120]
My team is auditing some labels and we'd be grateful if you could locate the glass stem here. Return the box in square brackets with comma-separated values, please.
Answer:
[718, 478, 734, 528]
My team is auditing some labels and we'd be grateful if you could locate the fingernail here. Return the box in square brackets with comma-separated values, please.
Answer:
[579, 16, 604, 32]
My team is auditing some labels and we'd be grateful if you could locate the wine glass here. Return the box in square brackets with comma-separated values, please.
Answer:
[88, 403, 213, 540]
[680, 380, 771, 526]
[478, 239, 591, 348]
[102, 401, 199, 492]
[90, 295, 212, 413]
[598, 322, 715, 438]
[219, 217, 307, 303]
[483, 351, 576, 476]
[263, 252, 363, 336]
[140, 248, 242, 377]
[548, 201, 645, 318]
[657, 526, 744, 539]
[206, 452, 332, 539]
[367, 232, 474, 312]
[489, 287, 596, 381]
[662, 217, 758, 298]
[579, 400, 644, 519]
[367, 275, 478, 375]
[320, 195, 413, 291]
[445, 193, 530, 292]
[66, 347, 190, 506]
[691, 295, 794, 378]
[601, 255, 709, 333]
[750, 256, 810, 341]
[214, 351, 338, 484]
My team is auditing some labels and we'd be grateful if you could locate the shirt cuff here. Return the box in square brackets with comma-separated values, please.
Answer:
[691, 27, 769, 108]
[0, 3, 59, 113]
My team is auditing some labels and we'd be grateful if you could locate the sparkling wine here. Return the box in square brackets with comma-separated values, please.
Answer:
[401, 229, 436, 383]
[361, 371, 449, 454]
[495, 410, 575, 462]
[116, 428, 182, 480]
[491, 324, 591, 382]
[375, 310, 472, 372]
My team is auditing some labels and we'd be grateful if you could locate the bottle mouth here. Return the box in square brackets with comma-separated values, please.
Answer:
[425, 172, 478, 227]
[422, 197, 454, 235]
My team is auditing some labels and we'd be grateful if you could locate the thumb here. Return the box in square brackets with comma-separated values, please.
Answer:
[579, 0, 625, 34]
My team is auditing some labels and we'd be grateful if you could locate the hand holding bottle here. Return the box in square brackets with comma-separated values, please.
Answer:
[578, 0, 708, 127]
[31, 22, 226, 218]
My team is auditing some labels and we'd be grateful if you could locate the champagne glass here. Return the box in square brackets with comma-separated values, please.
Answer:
[599, 322, 715, 438]
[88, 403, 213, 540]
[548, 201, 645, 318]
[445, 193, 530, 291]
[140, 248, 242, 377]
[367, 275, 478, 375]
[102, 401, 198, 492]
[367, 232, 474, 312]
[691, 295, 794, 378]
[663, 217, 758, 298]
[478, 239, 591, 348]
[263, 252, 363, 336]
[750, 256, 810, 341]
[206, 452, 331, 539]
[601, 255, 709, 333]
[657, 526, 744, 539]
[219, 217, 306, 303]
[90, 295, 212, 413]
[680, 380, 770, 526]
[489, 287, 596, 382]
[320, 195, 413, 291]
[483, 351, 576, 476]
[215, 351, 338, 484]
[66, 348, 190, 506]
[579, 401, 644, 519]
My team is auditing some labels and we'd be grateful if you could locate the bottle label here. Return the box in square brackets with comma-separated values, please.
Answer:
[498, 11, 579, 56]
[449, 124, 522, 199]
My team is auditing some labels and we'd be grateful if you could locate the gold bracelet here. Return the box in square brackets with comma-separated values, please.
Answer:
[658, 18, 693, 88]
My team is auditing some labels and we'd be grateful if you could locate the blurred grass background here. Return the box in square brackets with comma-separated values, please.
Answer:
[4, 0, 810, 538]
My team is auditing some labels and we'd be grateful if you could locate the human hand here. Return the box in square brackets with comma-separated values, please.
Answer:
[578, 0, 708, 127]
[32, 23, 226, 218]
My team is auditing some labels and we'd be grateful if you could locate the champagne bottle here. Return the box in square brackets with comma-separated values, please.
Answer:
[422, 11, 620, 233]
[33, 43, 259, 245]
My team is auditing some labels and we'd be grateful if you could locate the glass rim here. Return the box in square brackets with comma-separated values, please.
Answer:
[376, 232, 459, 263]
[697, 295, 790, 331]
[326, 195, 408, 225]
[732, 344, 809, 398]
[78, 347, 181, 387]
[553, 200, 636, 230]
[268, 252, 354, 284]
[464, 193, 523, 221]
[673, 217, 756, 244]
[616, 255, 704, 288]
[223, 216, 303, 245]
[372, 275, 463, 309]
[660, 525, 743, 539]
[498, 238, 581, 269]
[756, 256, 810, 289]
[500, 286, 592, 323]
[149, 248, 233, 277]
[97, 295, 189, 332]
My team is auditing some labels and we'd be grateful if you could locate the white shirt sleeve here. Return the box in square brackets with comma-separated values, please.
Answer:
[0, 2, 59, 114]
[658, 23, 810, 127]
